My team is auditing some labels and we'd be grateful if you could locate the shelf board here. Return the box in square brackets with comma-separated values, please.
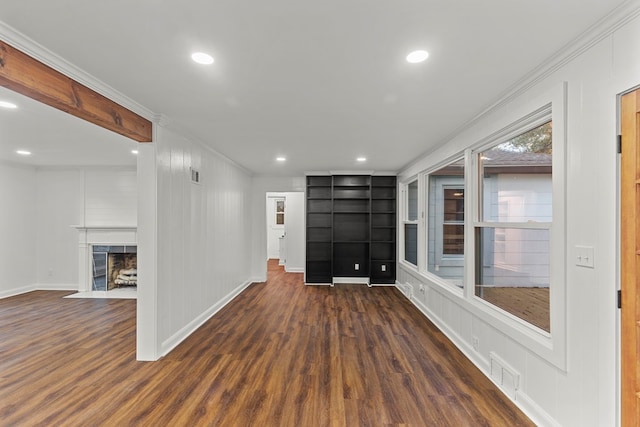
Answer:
[332, 197, 370, 200]
[372, 211, 395, 214]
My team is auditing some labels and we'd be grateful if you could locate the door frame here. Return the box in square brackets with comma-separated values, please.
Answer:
[265, 191, 305, 273]
[620, 86, 640, 427]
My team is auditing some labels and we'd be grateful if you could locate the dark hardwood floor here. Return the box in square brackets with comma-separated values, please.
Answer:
[0, 261, 534, 426]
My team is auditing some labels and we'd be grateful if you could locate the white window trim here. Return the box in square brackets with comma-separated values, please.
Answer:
[464, 84, 567, 370]
[397, 82, 567, 371]
[401, 179, 420, 267]
[433, 180, 465, 267]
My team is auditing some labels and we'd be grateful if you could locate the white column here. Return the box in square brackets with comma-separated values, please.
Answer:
[77, 228, 90, 292]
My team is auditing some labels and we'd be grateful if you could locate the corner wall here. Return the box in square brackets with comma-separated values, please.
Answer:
[0, 162, 37, 297]
[150, 126, 254, 357]
[0, 162, 137, 297]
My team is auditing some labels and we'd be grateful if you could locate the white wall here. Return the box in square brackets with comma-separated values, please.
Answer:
[0, 164, 137, 296]
[0, 162, 37, 297]
[283, 191, 305, 273]
[83, 169, 137, 226]
[35, 169, 83, 288]
[35, 168, 137, 289]
[150, 125, 253, 357]
[250, 176, 305, 281]
[396, 6, 640, 426]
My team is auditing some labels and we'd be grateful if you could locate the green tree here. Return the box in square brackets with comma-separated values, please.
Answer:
[503, 121, 552, 154]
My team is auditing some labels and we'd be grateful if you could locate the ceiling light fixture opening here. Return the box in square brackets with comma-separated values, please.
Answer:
[406, 50, 429, 63]
[356, 157, 367, 162]
[16, 150, 31, 156]
[276, 157, 286, 162]
[191, 52, 214, 65]
[0, 101, 18, 109]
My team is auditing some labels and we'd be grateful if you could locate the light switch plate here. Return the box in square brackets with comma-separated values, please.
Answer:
[575, 245, 595, 268]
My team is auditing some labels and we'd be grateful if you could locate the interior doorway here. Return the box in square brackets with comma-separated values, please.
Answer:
[620, 87, 640, 426]
[265, 192, 305, 273]
[267, 196, 286, 265]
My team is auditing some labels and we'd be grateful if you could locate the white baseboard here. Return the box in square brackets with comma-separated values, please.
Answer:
[0, 283, 77, 299]
[401, 289, 556, 427]
[285, 267, 304, 273]
[250, 276, 267, 283]
[160, 279, 253, 357]
[0, 285, 35, 299]
[516, 392, 562, 427]
[36, 283, 77, 291]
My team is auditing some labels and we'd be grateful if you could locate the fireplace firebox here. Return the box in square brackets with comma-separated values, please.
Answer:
[92, 245, 137, 291]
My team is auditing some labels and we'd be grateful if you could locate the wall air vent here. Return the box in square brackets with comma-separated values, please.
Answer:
[190, 167, 200, 184]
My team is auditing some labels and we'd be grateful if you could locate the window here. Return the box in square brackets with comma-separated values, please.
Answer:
[474, 121, 552, 332]
[427, 159, 465, 287]
[276, 199, 285, 225]
[403, 180, 418, 265]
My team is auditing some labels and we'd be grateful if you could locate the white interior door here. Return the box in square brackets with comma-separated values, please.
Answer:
[266, 196, 285, 259]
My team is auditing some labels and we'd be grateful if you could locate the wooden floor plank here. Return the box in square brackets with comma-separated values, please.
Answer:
[0, 261, 534, 426]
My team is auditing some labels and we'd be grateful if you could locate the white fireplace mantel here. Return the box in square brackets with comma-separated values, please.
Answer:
[73, 226, 137, 292]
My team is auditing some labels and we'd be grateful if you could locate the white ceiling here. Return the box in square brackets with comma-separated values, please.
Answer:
[0, 86, 138, 167]
[0, 0, 628, 174]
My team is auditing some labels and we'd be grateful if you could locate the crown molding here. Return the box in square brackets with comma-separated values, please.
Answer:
[0, 20, 156, 121]
[401, 0, 640, 173]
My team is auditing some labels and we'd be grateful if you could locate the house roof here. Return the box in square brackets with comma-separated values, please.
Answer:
[483, 150, 552, 168]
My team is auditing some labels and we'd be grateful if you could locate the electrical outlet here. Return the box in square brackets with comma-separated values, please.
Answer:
[472, 336, 479, 352]
[354, 263, 359, 270]
[381, 264, 386, 272]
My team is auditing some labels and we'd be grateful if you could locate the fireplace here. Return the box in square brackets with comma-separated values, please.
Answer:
[74, 226, 137, 292]
[92, 245, 137, 291]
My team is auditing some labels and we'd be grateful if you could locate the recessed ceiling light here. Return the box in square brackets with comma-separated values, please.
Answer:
[131, 149, 139, 155]
[0, 101, 17, 109]
[356, 157, 367, 162]
[191, 52, 214, 65]
[406, 50, 429, 63]
[16, 150, 31, 156]
[276, 157, 286, 162]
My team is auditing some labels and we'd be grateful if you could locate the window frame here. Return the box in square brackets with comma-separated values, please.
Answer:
[424, 157, 466, 292]
[396, 82, 567, 370]
[401, 178, 419, 267]
[432, 180, 465, 267]
[466, 96, 566, 369]
[275, 199, 285, 225]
